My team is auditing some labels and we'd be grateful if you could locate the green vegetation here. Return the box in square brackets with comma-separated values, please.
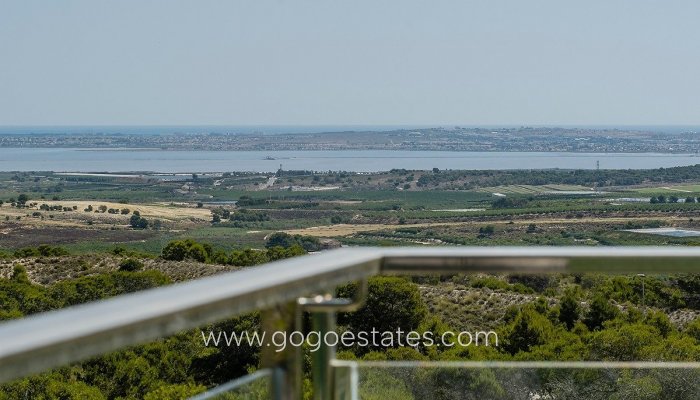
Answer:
[118, 258, 144, 272]
[3, 167, 700, 397]
[161, 238, 306, 266]
[0, 240, 308, 399]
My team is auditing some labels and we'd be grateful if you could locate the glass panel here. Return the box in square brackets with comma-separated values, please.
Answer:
[336, 361, 700, 400]
[189, 369, 271, 400]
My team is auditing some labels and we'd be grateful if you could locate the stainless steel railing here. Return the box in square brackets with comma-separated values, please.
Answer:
[1, 246, 700, 397]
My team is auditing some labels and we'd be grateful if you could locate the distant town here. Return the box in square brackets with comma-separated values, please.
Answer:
[1, 126, 699, 153]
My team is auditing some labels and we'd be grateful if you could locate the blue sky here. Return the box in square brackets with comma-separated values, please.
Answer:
[1, 1, 699, 126]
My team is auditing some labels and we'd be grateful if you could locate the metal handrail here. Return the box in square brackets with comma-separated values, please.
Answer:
[1, 246, 700, 384]
[189, 368, 273, 400]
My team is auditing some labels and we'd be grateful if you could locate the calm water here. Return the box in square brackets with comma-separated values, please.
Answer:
[0, 148, 698, 173]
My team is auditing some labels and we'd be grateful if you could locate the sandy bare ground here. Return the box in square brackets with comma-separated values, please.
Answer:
[284, 216, 688, 237]
[0, 201, 212, 233]
[4, 201, 210, 221]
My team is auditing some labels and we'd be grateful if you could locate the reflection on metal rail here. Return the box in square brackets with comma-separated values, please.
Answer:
[0, 246, 699, 398]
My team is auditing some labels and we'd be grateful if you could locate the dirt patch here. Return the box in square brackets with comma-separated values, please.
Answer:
[284, 216, 687, 237]
[0, 224, 156, 248]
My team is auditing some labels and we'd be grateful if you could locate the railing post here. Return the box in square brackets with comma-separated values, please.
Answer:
[331, 361, 358, 400]
[311, 310, 336, 400]
[299, 280, 367, 400]
[261, 302, 301, 400]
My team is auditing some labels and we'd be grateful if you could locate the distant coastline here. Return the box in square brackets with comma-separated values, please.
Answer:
[0, 126, 698, 153]
[1, 125, 699, 135]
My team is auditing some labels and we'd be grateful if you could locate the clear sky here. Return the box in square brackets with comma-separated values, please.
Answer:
[1, 1, 699, 126]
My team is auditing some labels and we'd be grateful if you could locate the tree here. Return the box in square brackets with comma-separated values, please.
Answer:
[657, 195, 666, 203]
[266, 244, 306, 261]
[190, 314, 261, 386]
[143, 383, 206, 400]
[686, 196, 697, 203]
[161, 240, 207, 262]
[264, 232, 320, 252]
[669, 195, 679, 203]
[584, 294, 619, 331]
[265, 232, 297, 248]
[503, 306, 554, 355]
[339, 277, 427, 352]
[229, 249, 269, 266]
[559, 291, 580, 330]
[161, 241, 189, 261]
[17, 193, 29, 205]
[130, 215, 148, 229]
[589, 324, 660, 361]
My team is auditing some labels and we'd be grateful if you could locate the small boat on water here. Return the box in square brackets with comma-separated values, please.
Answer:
[264, 156, 276, 160]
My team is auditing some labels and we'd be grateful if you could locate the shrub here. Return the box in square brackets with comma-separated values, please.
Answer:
[265, 232, 321, 252]
[118, 258, 144, 272]
[14, 245, 68, 258]
[338, 277, 427, 352]
[584, 294, 620, 331]
[161, 240, 208, 262]
[130, 215, 149, 229]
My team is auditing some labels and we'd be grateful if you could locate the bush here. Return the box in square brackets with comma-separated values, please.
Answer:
[14, 245, 69, 258]
[265, 232, 320, 252]
[338, 277, 427, 352]
[130, 215, 149, 229]
[478, 225, 495, 237]
[161, 240, 208, 262]
[508, 274, 552, 292]
[118, 258, 144, 272]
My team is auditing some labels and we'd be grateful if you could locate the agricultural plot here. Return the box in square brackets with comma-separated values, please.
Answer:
[628, 184, 700, 194]
[477, 184, 592, 195]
